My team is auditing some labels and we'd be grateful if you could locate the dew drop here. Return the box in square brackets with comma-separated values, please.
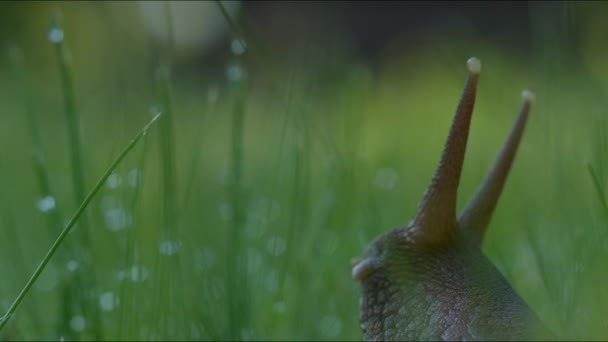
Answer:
[66, 260, 79, 272]
[231, 38, 246, 55]
[48, 28, 64, 43]
[106, 172, 122, 189]
[70, 315, 86, 332]
[115, 270, 126, 282]
[104, 208, 131, 232]
[159, 240, 182, 256]
[129, 264, 149, 282]
[99, 291, 118, 312]
[36, 195, 56, 213]
[225, 62, 244, 82]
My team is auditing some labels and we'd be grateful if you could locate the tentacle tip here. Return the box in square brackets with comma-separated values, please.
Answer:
[352, 257, 378, 282]
[467, 57, 482, 74]
[522, 89, 536, 105]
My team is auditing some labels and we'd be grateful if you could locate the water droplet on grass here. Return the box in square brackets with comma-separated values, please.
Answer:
[118, 264, 149, 283]
[66, 260, 79, 272]
[36, 195, 56, 213]
[226, 62, 244, 81]
[104, 208, 131, 232]
[99, 291, 118, 312]
[131, 265, 149, 282]
[115, 270, 126, 282]
[48, 28, 64, 43]
[159, 240, 182, 256]
[70, 315, 86, 332]
[106, 172, 122, 189]
[231, 38, 247, 55]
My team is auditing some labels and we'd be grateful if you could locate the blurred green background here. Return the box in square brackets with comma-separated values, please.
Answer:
[0, 1, 607, 340]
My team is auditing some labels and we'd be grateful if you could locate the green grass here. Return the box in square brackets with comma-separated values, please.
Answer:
[0, 112, 161, 333]
[0, 2, 607, 341]
[50, 14, 103, 340]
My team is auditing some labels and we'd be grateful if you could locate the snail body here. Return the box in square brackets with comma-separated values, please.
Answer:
[352, 58, 555, 341]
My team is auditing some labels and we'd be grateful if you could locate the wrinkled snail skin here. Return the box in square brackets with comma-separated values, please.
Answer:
[352, 58, 556, 341]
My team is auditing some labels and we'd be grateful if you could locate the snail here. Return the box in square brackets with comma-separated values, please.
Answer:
[351, 57, 555, 341]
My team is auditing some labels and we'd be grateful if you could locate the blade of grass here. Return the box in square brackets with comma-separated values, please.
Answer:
[117, 128, 152, 340]
[50, 16, 89, 224]
[50, 13, 102, 338]
[586, 161, 608, 217]
[214, 7, 253, 337]
[6, 45, 54, 339]
[214, 0, 274, 68]
[181, 85, 219, 210]
[146, 3, 183, 337]
[225, 62, 249, 341]
[0, 112, 162, 333]
[7, 45, 65, 236]
[156, 67, 178, 241]
[153, 65, 184, 339]
[0, 167, 44, 339]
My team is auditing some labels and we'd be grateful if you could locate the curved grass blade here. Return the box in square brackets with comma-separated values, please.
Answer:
[0, 112, 162, 333]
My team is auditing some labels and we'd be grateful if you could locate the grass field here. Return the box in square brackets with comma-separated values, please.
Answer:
[0, 1, 607, 340]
